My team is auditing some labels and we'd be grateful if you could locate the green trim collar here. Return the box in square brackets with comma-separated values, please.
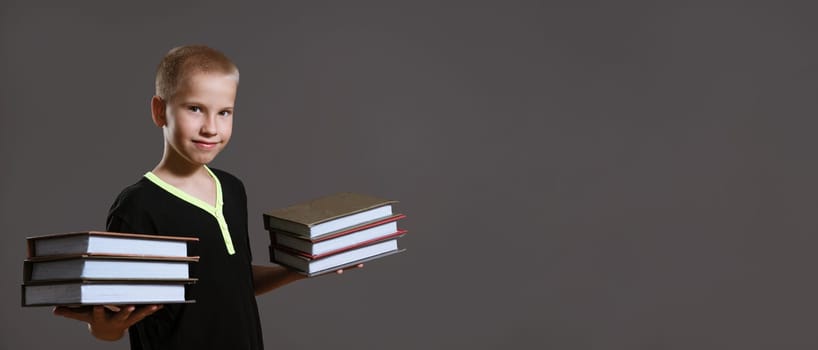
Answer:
[144, 166, 236, 255]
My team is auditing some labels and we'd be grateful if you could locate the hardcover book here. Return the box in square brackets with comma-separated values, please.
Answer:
[271, 214, 406, 255]
[27, 231, 197, 258]
[24, 254, 198, 281]
[264, 192, 397, 239]
[272, 239, 404, 276]
[22, 279, 196, 306]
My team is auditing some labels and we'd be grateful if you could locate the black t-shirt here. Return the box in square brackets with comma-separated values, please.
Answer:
[106, 168, 263, 350]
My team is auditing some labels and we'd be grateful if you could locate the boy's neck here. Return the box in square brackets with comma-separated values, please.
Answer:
[152, 147, 211, 181]
[151, 157, 217, 207]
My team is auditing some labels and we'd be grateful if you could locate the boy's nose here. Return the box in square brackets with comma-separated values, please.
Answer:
[201, 115, 218, 135]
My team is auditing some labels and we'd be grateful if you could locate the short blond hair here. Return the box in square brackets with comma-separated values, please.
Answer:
[155, 45, 239, 100]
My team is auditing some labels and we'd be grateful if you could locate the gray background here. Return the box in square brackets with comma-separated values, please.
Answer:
[2, 1, 817, 349]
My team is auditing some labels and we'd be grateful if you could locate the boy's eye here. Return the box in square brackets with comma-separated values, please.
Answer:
[188, 106, 202, 112]
[219, 110, 232, 117]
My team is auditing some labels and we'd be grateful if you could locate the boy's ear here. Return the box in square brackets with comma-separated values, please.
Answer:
[151, 96, 167, 127]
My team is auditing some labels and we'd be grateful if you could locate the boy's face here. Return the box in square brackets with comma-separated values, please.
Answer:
[159, 72, 237, 167]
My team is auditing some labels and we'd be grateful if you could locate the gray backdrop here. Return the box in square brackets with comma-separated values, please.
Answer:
[2, 1, 817, 349]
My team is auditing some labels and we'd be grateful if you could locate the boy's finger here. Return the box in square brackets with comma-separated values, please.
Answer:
[54, 305, 88, 316]
[54, 306, 92, 323]
[113, 306, 136, 322]
[335, 263, 365, 275]
[52, 306, 69, 317]
[127, 305, 162, 326]
[92, 306, 108, 321]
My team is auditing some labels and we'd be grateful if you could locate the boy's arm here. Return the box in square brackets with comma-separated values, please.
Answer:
[53, 305, 163, 341]
[252, 264, 363, 296]
[252, 265, 305, 295]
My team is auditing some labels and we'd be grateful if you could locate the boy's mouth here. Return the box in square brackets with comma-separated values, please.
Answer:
[193, 140, 219, 150]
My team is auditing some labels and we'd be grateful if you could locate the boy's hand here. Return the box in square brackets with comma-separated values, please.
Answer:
[53, 304, 163, 341]
[334, 263, 364, 275]
[253, 263, 365, 295]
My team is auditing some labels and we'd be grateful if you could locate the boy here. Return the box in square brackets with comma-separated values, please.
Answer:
[54, 45, 358, 349]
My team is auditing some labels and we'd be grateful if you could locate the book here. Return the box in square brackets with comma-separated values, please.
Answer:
[27, 231, 197, 258]
[272, 239, 404, 276]
[264, 192, 397, 239]
[274, 231, 407, 262]
[275, 229, 407, 259]
[22, 279, 196, 306]
[271, 214, 406, 256]
[24, 255, 198, 281]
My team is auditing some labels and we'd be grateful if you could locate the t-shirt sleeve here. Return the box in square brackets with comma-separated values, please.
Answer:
[106, 213, 133, 233]
[106, 193, 157, 235]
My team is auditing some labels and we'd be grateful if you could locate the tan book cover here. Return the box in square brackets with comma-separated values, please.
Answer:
[263, 192, 397, 230]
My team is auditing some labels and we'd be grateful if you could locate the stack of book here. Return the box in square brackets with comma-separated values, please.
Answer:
[22, 231, 198, 306]
[264, 192, 407, 276]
